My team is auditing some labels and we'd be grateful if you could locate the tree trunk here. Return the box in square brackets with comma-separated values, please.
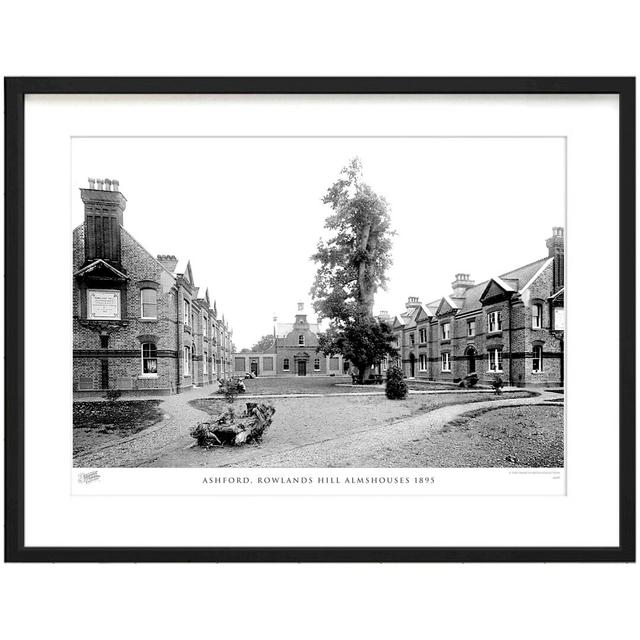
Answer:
[356, 360, 368, 384]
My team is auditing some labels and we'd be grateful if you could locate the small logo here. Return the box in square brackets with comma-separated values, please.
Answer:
[78, 470, 101, 484]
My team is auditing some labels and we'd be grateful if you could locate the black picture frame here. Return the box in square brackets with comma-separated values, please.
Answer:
[4, 77, 635, 563]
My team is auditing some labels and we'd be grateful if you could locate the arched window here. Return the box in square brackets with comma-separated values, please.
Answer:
[532, 303, 543, 329]
[532, 345, 543, 372]
[298, 334, 305, 346]
[140, 288, 157, 319]
[141, 342, 158, 375]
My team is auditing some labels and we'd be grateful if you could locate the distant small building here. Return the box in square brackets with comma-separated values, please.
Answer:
[232, 303, 348, 377]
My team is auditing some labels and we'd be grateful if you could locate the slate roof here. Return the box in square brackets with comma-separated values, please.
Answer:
[420, 256, 551, 315]
[276, 322, 320, 338]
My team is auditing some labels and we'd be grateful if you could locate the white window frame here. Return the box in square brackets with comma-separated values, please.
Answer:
[140, 287, 157, 320]
[532, 345, 543, 372]
[441, 323, 450, 340]
[283, 358, 290, 371]
[140, 342, 158, 377]
[488, 348, 503, 372]
[419, 354, 428, 371]
[487, 311, 503, 334]
[441, 352, 451, 372]
[409, 333, 415, 346]
[298, 334, 305, 346]
[314, 358, 321, 371]
[183, 345, 191, 376]
[419, 328, 427, 343]
[87, 289, 121, 320]
[467, 319, 476, 337]
[532, 303, 542, 329]
[183, 299, 191, 326]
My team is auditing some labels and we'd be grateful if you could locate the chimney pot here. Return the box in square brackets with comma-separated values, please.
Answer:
[88, 177, 96, 189]
[96, 178, 104, 190]
[112, 179, 120, 191]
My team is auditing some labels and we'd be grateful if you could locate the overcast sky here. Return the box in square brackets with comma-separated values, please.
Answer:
[72, 137, 565, 349]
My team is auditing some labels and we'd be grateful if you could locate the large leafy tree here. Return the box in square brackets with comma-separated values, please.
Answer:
[310, 158, 397, 382]
[251, 334, 276, 353]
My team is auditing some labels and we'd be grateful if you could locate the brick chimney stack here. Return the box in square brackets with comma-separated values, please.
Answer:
[451, 273, 475, 297]
[405, 296, 421, 311]
[157, 254, 179, 272]
[81, 177, 127, 268]
[546, 226, 565, 292]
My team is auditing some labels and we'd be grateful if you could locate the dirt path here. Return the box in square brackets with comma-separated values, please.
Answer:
[204, 390, 557, 468]
[75, 386, 558, 468]
[139, 390, 553, 468]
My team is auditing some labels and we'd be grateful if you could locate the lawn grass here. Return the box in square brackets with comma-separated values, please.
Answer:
[73, 400, 165, 457]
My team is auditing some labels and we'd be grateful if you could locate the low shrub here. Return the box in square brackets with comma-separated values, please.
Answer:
[217, 377, 246, 402]
[104, 388, 122, 402]
[490, 375, 504, 395]
[458, 373, 479, 389]
[385, 365, 408, 400]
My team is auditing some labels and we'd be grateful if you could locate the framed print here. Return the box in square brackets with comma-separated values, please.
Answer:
[4, 77, 635, 562]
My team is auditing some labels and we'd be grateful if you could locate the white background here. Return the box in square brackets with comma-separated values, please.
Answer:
[1, 2, 638, 640]
[25, 93, 610, 545]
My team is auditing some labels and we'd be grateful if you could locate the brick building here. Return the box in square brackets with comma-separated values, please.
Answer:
[73, 178, 234, 395]
[392, 228, 565, 387]
[232, 303, 347, 377]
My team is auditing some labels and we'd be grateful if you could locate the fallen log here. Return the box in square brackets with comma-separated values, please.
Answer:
[190, 402, 276, 448]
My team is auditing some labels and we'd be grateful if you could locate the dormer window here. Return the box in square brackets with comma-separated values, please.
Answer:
[298, 334, 305, 346]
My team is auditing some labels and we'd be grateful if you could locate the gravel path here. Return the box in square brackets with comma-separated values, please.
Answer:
[73, 386, 214, 467]
[139, 390, 541, 468]
[209, 391, 557, 468]
[74, 384, 559, 469]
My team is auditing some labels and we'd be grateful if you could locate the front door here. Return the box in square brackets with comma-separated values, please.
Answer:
[250, 361, 258, 376]
[297, 360, 307, 376]
[409, 354, 416, 378]
[467, 348, 476, 373]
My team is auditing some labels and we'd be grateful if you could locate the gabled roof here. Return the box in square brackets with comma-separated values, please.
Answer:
[392, 315, 406, 329]
[458, 256, 551, 313]
[414, 304, 433, 323]
[171, 257, 195, 284]
[74, 258, 129, 280]
[435, 295, 460, 316]
[479, 277, 517, 304]
[549, 287, 564, 300]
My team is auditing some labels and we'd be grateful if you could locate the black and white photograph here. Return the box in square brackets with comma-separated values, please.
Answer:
[72, 136, 566, 472]
[6, 78, 632, 564]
